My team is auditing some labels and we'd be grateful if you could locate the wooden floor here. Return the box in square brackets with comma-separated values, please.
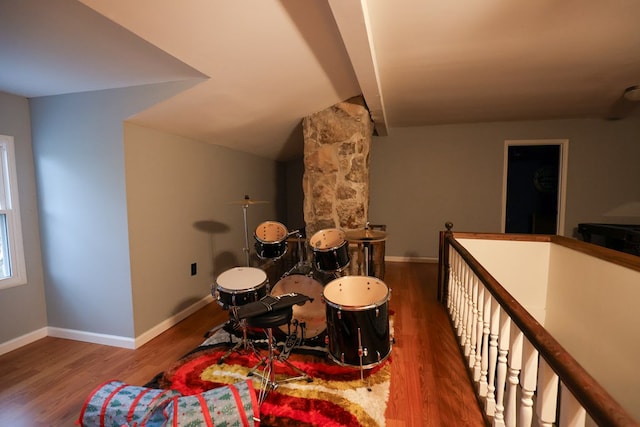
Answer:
[0, 261, 486, 426]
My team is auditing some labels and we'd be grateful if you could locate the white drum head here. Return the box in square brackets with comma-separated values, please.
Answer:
[323, 276, 389, 308]
[310, 228, 345, 250]
[255, 221, 288, 243]
[216, 267, 267, 291]
[271, 274, 326, 337]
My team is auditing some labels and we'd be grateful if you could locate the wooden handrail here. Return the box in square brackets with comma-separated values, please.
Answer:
[439, 230, 640, 426]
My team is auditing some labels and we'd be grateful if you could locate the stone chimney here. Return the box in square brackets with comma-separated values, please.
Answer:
[302, 96, 373, 238]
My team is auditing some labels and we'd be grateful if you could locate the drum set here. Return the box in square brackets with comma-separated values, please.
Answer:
[209, 213, 393, 387]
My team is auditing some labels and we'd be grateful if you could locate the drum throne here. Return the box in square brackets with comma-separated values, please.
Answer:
[231, 296, 314, 405]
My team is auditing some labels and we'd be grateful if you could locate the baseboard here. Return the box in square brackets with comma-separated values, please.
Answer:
[0, 327, 48, 356]
[134, 294, 214, 348]
[47, 327, 136, 349]
[1, 294, 216, 353]
[385, 256, 438, 263]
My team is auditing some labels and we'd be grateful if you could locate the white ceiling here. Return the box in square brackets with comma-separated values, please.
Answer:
[1, 0, 639, 161]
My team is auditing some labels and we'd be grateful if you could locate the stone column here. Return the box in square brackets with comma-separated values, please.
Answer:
[302, 96, 373, 259]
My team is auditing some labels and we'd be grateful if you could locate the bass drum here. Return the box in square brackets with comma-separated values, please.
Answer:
[270, 272, 327, 346]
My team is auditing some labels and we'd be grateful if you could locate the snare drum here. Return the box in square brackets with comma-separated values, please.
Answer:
[310, 228, 350, 272]
[254, 221, 289, 259]
[323, 276, 391, 368]
[214, 267, 268, 308]
[270, 272, 326, 345]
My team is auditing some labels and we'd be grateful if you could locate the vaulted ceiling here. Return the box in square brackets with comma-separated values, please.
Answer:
[2, 0, 639, 161]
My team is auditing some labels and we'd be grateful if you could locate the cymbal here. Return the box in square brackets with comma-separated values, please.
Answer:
[345, 228, 388, 242]
[228, 195, 270, 205]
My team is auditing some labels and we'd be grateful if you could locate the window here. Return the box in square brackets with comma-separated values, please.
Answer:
[0, 135, 26, 288]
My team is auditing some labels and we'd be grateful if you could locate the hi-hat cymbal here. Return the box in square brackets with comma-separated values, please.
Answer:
[228, 195, 270, 205]
[345, 228, 388, 242]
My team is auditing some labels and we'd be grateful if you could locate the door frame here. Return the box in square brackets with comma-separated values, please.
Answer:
[500, 139, 569, 235]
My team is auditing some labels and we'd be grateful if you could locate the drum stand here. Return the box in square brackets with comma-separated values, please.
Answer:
[230, 194, 269, 267]
[216, 317, 262, 365]
[241, 198, 251, 267]
[245, 307, 312, 406]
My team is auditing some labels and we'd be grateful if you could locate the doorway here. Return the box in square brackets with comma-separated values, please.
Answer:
[501, 140, 568, 235]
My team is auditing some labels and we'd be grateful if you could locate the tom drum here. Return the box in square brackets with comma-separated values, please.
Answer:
[323, 276, 391, 368]
[254, 221, 289, 259]
[310, 228, 350, 272]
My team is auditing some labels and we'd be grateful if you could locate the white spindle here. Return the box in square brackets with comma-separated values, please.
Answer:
[519, 339, 538, 427]
[504, 326, 523, 427]
[536, 358, 559, 427]
[478, 286, 491, 398]
[448, 249, 459, 322]
[493, 308, 511, 427]
[468, 274, 479, 370]
[486, 294, 500, 417]
[459, 263, 470, 348]
[559, 383, 587, 427]
[453, 253, 464, 335]
[473, 283, 484, 382]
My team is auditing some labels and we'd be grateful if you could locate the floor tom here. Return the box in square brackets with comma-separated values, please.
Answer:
[323, 276, 391, 368]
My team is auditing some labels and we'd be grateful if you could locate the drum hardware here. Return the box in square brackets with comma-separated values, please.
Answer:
[233, 295, 315, 406]
[229, 195, 270, 266]
[217, 318, 263, 365]
[288, 229, 305, 266]
[278, 319, 303, 361]
[345, 223, 388, 277]
[357, 327, 372, 391]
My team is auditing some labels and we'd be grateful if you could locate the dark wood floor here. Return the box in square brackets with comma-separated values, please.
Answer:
[0, 261, 486, 426]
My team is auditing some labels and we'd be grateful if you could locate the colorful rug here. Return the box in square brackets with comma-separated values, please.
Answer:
[148, 342, 391, 426]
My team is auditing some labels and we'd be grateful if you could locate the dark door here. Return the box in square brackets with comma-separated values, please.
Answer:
[505, 144, 560, 234]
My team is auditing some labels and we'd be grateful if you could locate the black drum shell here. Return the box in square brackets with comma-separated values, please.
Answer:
[312, 240, 350, 272]
[254, 239, 287, 259]
[214, 267, 269, 309]
[325, 300, 391, 368]
[216, 283, 267, 308]
[254, 221, 289, 260]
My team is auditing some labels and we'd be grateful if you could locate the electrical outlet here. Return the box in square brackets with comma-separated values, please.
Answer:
[190, 263, 197, 276]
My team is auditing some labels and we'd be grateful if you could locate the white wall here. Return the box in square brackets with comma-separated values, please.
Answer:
[0, 91, 47, 349]
[545, 244, 640, 420]
[368, 117, 640, 259]
[124, 123, 279, 336]
[1, 81, 282, 350]
[29, 81, 199, 340]
[457, 238, 550, 323]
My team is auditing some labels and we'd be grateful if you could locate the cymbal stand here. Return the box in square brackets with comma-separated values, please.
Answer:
[364, 222, 371, 276]
[296, 231, 304, 265]
[242, 197, 251, 267]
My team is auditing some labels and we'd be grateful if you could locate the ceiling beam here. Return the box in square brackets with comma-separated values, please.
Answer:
[328, 0, 388, 136]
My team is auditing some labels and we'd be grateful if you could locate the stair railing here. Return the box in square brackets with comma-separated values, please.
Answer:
[438, 223, 639, 427]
